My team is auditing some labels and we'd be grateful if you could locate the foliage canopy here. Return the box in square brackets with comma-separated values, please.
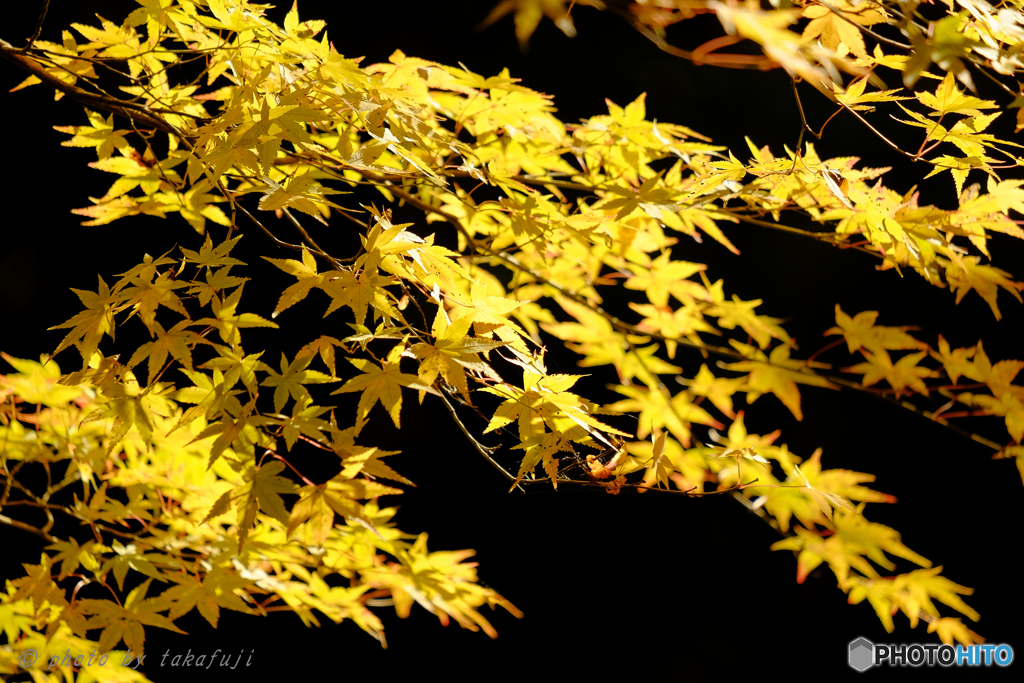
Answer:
[3, 0, 1024, 678]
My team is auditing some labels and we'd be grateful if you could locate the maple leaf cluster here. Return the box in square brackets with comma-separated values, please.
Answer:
[4, 0, 1024, 675]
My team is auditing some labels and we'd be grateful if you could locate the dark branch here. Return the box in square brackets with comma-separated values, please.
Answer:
[0, 37, 191, 139]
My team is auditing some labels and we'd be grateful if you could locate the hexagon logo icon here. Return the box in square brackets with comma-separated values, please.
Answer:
[849, 637, 875, 672]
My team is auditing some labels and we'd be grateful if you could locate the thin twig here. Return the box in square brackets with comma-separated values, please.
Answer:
[0, 39, 190, 139]
[815, 0, 912, 50]
[0, 511, 55, 542]
[791, 78, 819, 164]
[837, 98, 921, 160]
[437, 388, 526, 491]
[18, 0, 50, 52]
[282, 208, 345, 270]
[609, 6, 779, 70]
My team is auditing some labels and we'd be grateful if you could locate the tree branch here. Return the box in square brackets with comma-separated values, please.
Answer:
[0, 38, 190, 139]
[0, 511, 55, 543]
[17, 0, 50, 52]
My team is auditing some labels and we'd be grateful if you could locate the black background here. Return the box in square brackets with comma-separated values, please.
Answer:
[1, 1, 1020, 680]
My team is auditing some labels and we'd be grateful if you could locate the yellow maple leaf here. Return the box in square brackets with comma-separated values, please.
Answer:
[928, 617, 985, 646]
[478, 0, 603, 48]
[825, 305, 927, 356]
[333, 344, 438, 427]
[843, 349, 937, 397]
[723, 341, 837, 421]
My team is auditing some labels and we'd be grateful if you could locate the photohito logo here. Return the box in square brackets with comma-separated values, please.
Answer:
[848, 637, 1014, 670]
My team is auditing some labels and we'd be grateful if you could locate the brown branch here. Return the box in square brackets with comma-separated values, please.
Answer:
[836, 98, 922, 161]
[814, 374, 1005, 451]
[721, 210, 845, 244]
[610, 7, 780, 70]
[446, 169, 595, 193]
[281, 208, 346, 271]
[436, 388, 527, 492]
[0, 511, 55, 542]
[17, 0, 50, 52]
[806, 337, 846, 364]
[0, 38, 190, 139]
